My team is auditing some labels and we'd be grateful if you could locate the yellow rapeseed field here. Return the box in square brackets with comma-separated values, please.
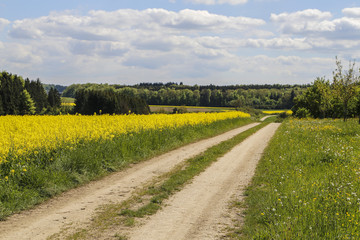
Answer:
[0, 111, 250, 164]
[262, 110, 293, 115]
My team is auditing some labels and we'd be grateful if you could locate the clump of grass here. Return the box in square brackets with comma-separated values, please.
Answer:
[237, 118, 360, 239]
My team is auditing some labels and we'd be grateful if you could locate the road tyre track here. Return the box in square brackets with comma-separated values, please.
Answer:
[129, 123, 281, 240]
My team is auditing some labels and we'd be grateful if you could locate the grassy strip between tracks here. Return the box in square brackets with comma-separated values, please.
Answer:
[62, 118, 274, 240]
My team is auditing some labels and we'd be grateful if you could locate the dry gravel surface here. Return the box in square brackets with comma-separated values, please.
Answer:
[0, 123, 260, 240]
[129, 123, 280, 240]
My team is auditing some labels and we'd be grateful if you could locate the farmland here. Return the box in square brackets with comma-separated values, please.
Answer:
[2, 112, 360, 239]
[0, 111, 251, 220]
[149, 105, 235, 113]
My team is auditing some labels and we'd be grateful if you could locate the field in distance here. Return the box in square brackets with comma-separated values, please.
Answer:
[150, 105, 235, 113]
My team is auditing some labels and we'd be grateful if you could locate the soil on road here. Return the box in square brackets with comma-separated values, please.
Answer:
[0, 123, 260, 240]
[129, 123, 280, 240]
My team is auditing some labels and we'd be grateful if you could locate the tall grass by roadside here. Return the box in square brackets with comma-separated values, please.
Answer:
[0, 116, 252, 220]
[238, 118, 360, 239]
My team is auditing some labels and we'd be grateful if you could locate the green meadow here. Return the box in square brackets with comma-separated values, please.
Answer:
[238, 118, 360, 239]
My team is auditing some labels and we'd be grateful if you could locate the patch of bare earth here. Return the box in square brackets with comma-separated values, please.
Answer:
[128, 123, 280, 240]
[0, 123, 259, 240]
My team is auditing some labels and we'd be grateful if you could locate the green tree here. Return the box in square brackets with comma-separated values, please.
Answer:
[0, 80, 3, 115]
[48, 87, 61, 108]
[0, 71, 27, 115]
[74, 89, 150, 115]
[25, 78, 49, 114]
[193, 90, 200, 106]
[200, 89, 211, 106]
[19, 89, 36, 115]
[230, 96, 245, 110]
[0, 92, 3, 115]
[292, 77, 332, 118]
[332, 57, 360, 121]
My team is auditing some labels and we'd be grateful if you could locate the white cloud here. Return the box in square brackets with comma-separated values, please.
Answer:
[5, 8, 268, 77]
[185, 0, 248, 5]
[0, 18, 10, 30]
[4, 8, 266, 84]
[2, 7, 357, 85]
[271, 8, 360, 41]
[232, 55, 335, 84]
[9, 9, 265, 42]
[0, 42, 43, 67]
[243, 38, 312, 50]
[342, 8, 360, 18]
[271, 9, 334, 35]
[271, 9, 332, 22]
[195, 36, 312, 50]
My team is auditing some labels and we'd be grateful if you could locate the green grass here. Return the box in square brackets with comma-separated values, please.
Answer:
[0, 117, 253, 220]
[61, 97, 75, 103]
[237, 118, 360, 239]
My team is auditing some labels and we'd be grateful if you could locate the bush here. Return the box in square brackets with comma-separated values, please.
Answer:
[293, 107, 310, 118]
[173, 106, 188, 114]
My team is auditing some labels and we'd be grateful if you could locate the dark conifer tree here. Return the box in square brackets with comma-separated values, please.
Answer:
[0, 72, 26, 115]
[0, 91, 3, 115]
[48, 87, 61, 108]
[25, 78, 49, 113]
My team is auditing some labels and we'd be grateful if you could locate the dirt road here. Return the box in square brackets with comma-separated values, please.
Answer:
[129, 123, 280, 240]
[0, 123, 259, 240]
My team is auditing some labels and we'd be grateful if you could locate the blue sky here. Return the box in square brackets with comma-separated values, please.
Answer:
[0, 0, 359, 85]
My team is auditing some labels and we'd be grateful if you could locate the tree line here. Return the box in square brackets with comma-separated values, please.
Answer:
[0, 71, 150, 116]
[74, 88, 150, 115]
[292, 58, 360, 122]
[63, 83, 305, 110]
[0, 71, 61, 115]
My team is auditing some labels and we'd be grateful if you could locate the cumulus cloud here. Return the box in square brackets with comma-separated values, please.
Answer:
[2, 7, 358, 85]
[232, 55, 335, 84]
[0, 18, 10, 30]
[5, 8, 267, 82]
[5, 8, 269, 76]
[271, 8, 360, 40]
[9, 9, 264, 41]
[243, 38, 312, 50]
[270, 9, 334, 34]
[271, 9, 332, 22]
[0, 42, 43, 66]
[342, 8, 360, 18]
[88, 8, 264, 32]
